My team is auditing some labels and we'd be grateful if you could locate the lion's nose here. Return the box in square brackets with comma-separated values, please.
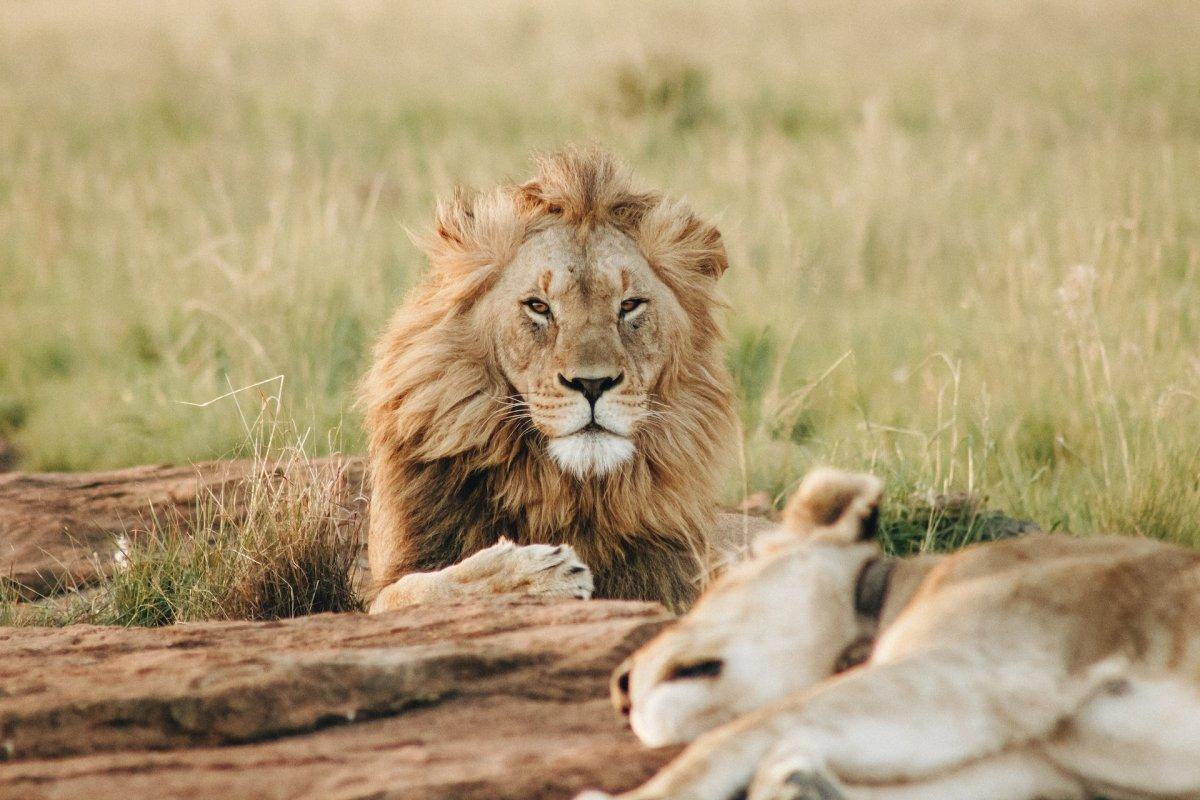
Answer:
[611, 659, 633, 718]
[559, 372, 624, 405]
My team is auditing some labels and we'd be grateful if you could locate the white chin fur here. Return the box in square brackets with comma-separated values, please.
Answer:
[547, 430, 635, 478]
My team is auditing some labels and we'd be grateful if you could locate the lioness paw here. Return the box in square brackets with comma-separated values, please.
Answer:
[451, 538, 595, 600]
[750, 745, 843, 800]
[768, 772, 844, 800]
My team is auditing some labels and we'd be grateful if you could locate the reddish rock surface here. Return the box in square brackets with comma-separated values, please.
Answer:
[0, 598, 677, 800]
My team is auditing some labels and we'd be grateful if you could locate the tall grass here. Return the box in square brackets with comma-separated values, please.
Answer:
[1, 405, 365, 626]
[102, 447, 364, 626]
[1, 1, 1198, 545]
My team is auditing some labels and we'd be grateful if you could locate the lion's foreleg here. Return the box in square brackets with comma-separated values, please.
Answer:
[368, 570, 454, 610]
[368, 538, 594, 613]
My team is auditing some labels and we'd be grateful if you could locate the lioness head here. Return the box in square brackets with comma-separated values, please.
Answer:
[612, 468, 885, 746]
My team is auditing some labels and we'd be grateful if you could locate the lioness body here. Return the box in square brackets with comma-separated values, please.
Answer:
[594, 470, 1200, 800]
[879, 533, 1200, 680]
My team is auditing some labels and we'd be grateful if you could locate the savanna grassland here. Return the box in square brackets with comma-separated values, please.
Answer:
[2, 0, 1199, 546]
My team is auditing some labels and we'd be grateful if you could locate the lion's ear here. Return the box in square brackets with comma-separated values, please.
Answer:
[420, 187, 488, 291]
[514, 180, 559, 217]
[418, 187, 524, 302]
[665, 212, 728, 279]
[691, 218, 728, 279]
[782, 468, 883, 546]
[637, 202, 729, 283]
[432, 187, 477, 248]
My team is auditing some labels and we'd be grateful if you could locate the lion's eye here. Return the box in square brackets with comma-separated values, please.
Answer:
[619, 298, 646, 317]
[523, 298, 551, 317]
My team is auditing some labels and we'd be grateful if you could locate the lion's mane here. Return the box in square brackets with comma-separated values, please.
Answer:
[361, 147, 736, 608]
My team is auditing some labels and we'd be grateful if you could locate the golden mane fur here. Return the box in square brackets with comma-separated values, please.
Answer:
[360, 147, 736, 608]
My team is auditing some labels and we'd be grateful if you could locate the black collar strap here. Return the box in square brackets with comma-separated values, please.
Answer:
[854, 556, 896, 621]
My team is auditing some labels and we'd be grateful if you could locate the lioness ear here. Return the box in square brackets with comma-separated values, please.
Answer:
[782, 468, 883, 545]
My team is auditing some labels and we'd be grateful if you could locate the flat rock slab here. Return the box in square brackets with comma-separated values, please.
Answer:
[0, 598, 676, 799]
[0, 458, 367, 598]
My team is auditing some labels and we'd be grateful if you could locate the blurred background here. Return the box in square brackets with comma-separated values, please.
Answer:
[2, 0, 1198, 543]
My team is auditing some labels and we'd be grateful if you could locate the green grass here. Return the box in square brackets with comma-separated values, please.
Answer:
[101, 452, 364, 626]
[2, 0, 1199, 548]
[2, 422, 365, 627]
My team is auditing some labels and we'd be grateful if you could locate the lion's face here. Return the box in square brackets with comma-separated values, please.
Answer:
[477, 221, 688, 478]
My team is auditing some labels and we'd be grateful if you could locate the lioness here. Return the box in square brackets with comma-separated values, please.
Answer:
[362, 147, 768, 612]
[583, 469, 1200, 800]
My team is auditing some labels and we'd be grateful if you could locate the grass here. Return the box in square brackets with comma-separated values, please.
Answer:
[102, 446, 364, 626]
[1, 0, 1199, 555]
[2, 411, 365, 627]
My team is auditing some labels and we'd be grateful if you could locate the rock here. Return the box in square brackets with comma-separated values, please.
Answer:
[0, 458, 366, 599]
[0, 598, 677, 799]
[0, 461, 677, 797]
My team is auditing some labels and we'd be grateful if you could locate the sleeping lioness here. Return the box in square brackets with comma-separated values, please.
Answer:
[583, 469, 1200, 800]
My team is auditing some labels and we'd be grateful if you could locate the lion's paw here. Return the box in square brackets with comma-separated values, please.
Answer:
[451, 538, 594, 600]
[501, 540, 595, 600]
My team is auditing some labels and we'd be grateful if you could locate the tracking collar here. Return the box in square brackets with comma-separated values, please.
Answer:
[854, 556, 896, 620]
[835, 556, 896, 673]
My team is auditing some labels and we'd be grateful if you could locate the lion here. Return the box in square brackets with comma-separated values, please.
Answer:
[362, 147, 768, 613]
[581, 468, 1200, 800]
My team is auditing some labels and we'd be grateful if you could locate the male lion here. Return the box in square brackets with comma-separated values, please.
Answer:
[583, 469, 1200, 800]
[363, 148, 764, 612]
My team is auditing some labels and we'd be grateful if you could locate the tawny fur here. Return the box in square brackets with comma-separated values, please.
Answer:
[590, 470, 1200, 800]
[360, 147, 736, 609]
